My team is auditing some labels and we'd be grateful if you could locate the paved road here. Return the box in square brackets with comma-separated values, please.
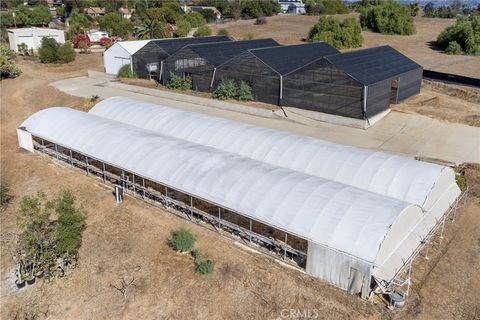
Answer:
[51, 75, 480, 164]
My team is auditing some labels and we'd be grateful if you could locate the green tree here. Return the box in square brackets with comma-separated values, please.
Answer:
[360, 1, 416, 35]
[99, 12, 133, 39]
[0, 12, 14, 27]
[38, 37, 59, 63]
[146, 7, 179, 24]
[423, 2, 434, 17]
[174, 18, 191, 38]
[437, 16, 480, 55]
[185, 12, 206, 28]
[31, 5, 51, 25]
[308, 16, 363, 49]
[199, 8, 217, 22]
[68, 10, 93, 35]
[138, 18, 157, 39]
[193, 25, 212, 37]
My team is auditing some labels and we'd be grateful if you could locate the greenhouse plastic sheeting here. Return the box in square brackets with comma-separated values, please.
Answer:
[19, 107, 423, 266]
[90, 97, 458, 209]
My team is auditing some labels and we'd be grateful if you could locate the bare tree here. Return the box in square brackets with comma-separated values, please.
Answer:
[113, 277, 136, 299]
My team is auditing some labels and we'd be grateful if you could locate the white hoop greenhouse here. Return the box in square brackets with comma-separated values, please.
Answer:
[17, 98, 461, 300]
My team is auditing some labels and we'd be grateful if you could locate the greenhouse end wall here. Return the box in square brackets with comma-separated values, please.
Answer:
[215, 52, 281, 105]
[132, 42, 169, 80]
[162, 47, 214, 91]
[283, 59, 364, 119]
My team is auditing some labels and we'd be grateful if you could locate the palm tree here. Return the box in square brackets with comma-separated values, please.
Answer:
[138, 18, 157, 39]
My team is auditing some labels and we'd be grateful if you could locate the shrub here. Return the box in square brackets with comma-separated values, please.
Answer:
[99, 37, 113, 47]
[78, 41, 90, 54]
[38, 37, 59, 63]
[196, 259, 215, 275]
[192, 248, 202, 265]
[455, 172, 467, 192]
[167, 73, 192, 90]
[57, 42, 76, 62]
[193, 25, 212, 37]
[255, 17, 267, 25]
[0, 181, 12, 206]
[445, 41, 463, 55]
[117, 64, 137, 78]
[213, 79, 237, 100]
[217, 28, 230, 36]
[53, 190, 86, 257]
[236, 81, 253, 101]
[72, 34, 91, 49]
[170, 227, 196, 252]
[0, 44, 22, 79]
[245, 33, 255, 40]
[436, 16, 480, 55]
[308, 16, 363, 49]
[360, 1, 416, 35]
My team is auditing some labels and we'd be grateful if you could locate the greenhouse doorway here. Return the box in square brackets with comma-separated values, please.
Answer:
[390, 78, 399, 104]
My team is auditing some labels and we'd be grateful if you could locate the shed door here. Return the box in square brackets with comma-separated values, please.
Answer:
[18, 36, 34, 50]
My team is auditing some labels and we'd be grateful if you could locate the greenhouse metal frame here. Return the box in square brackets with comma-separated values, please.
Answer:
[131, 35, 232, 80]
[216, 44, 422, 121]
[161, 38, 280, 91]
[215, 42, 340, 105]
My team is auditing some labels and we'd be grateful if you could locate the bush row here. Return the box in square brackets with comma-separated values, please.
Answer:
[213, 79, 253, 101]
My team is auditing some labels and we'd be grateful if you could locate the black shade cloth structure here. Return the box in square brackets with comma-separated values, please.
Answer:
[215, 42, 340, 106]
[217, 44, 423, 121]
[324, 45, 422, 86]
[131, 35, 232, 80]
[162, 38, 281, 90]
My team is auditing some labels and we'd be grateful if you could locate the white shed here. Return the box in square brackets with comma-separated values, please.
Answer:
[87, 30, 109, 43]
[103, 40, 150, 75]
[7, 27, 65, 52]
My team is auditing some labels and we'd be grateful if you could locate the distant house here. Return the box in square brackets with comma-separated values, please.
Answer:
[119, 7, 135, 19]
[85, 7, 105, 18]
[7, 27, 65, 52]
[87, 30, 109, 42]
[181, 5, 222, 20]
[278, 0, 306, 14]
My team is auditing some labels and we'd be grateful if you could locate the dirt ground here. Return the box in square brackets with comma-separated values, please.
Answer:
[394, 81, 480, 127]
[1, 54, 479, 320]
[210, 14, 480, 78]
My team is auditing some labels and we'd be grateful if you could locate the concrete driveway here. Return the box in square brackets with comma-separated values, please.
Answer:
[51, 75, 480, 165]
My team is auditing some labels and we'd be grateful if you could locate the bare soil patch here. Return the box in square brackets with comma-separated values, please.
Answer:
[0, 53, 479, 319]
[210, 14, 480, 78]
[394, 81, 480, 127]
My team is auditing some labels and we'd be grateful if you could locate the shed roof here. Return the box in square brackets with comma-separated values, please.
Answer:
[249, 42, 340, 75]
[185, 39, 280, 67]
[117, 40, 150, 54]
[325, 46, 422, 86]
[148, 36, 232, 56]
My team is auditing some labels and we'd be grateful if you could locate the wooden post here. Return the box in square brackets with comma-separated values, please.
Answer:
[284, 233, 288, 260]
[70, 149, 73, 168]
[142, 178, 145, 200]
[85, 156, 89, 175]
[249, 219, 252, 243]
[55, 144, 59, 160]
